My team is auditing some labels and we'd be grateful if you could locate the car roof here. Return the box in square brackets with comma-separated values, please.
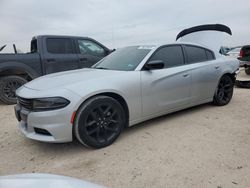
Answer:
[132, 42, 213, 52]
[32, 35, 93, 40]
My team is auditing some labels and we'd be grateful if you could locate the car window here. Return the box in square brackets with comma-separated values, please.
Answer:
[93, 46, 151, 71]
[30, 39, 37, 53]
[242, 46, 250, 57]
[185, 45, 207, 63]
[46, 38, 74, 54]
[205, 50, 215, 60]
[149, 45, 184, 68]
[78, 40, 105, 57]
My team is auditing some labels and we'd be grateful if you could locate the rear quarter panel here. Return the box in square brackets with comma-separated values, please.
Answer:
[213, 56, 239, 94]
[219, 56, 239, 75]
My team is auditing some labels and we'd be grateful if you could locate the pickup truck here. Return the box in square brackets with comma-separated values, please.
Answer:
[238, 45, 250, 75]
[0, 35, 112, 104]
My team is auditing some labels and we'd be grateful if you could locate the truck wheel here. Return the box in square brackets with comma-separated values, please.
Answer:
[245, 68, 250, 75]
[0, 76, 27, 104]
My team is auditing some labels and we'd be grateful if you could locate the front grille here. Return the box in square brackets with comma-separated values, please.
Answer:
[18, 97, 32, 110]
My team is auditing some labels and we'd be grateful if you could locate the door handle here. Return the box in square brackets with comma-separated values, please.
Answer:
[46, 58, 56, 63]
[79, 57, 88, 62]
[182, 74, 189, 78]
[215, 66, 220, 70]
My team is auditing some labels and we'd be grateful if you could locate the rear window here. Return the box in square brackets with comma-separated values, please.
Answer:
[30, 39, 37, 53]
[46, 38, 74, 54]
[185, 45, 208, 63]
[205, 50, 215, 60]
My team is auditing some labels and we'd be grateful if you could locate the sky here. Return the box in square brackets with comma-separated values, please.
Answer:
[0, 0, 250, 53]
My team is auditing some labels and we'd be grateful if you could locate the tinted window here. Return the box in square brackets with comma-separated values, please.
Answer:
[46, 38, 74, 54]
[206, 50, 215, 60]
[185, 45, 207, 63]
[241, 46, 250, 57]
[149, 45, 184, 68]
[93, 46, 151, 71]
[78, 40, 105, 57]
[31, 39, 37, 53]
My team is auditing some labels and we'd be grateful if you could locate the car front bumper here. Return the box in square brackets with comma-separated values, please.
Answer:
[14, 87, 82, 143]
[14, 103, 74, 143]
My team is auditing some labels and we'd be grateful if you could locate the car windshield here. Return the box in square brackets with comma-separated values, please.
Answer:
[92, 46, 152, 71]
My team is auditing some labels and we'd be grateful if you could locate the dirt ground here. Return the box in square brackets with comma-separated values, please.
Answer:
[0, 71, 250, 188]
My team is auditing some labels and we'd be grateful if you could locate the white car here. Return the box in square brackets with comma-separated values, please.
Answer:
[0, 173, 104, 188]
[14, 24, 239, 148]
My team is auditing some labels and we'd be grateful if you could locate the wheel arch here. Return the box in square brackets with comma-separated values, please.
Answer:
[221, 72, 236, 83]
[0, 62, 40, 80]
[213, 72, 235, 106]
[74, 92, 130, 127]
[213, 71, 236, 96]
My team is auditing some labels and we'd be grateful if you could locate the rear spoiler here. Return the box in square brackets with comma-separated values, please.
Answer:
[176, 24, 232, 41]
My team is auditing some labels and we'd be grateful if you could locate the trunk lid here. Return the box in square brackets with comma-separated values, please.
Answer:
[176, 24, 232, 56]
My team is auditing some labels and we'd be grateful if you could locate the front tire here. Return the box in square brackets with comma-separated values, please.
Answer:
[74, 96, 126, 148]
[213, 75, 234, 106]
[0, 76, 27, 104]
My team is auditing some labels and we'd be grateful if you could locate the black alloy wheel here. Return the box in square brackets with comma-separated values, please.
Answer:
[74, 96, 126, 148]
[213, 75, 234, 106]
[0, 76, 27, 104]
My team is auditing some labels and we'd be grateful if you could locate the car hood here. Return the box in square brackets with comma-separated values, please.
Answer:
[0, 173, 104, 188]
[24, 68, 126, 91]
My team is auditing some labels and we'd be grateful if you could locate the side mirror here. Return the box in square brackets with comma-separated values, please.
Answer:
[144, 60, 164, 70]
[107, 49, 116, 55]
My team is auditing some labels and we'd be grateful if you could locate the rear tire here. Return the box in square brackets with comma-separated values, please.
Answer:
[213, 75, 234, 106]
[0, 76, 27, 105]
[74, 96, 126, 148]
[245, 68, 250, 75]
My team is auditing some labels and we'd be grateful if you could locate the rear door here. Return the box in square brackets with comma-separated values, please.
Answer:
[44, 37, 79, 74]
[183, 45, 221, 101]
[75, 39, 108, 68]
[141, 45, 192, 117]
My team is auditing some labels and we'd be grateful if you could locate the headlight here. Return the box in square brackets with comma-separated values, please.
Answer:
[32, 97, 70, 111]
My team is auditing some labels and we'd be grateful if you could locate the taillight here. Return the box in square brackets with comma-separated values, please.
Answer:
[239, 49, 245, 58]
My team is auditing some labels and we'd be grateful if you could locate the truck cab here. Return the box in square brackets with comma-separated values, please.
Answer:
[0, 35, 111, 104]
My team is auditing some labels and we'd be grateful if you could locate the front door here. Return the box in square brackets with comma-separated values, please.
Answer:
[44, 38, 79, 74]
[76, 39, 107, 68]
[141, 45, 192, 117]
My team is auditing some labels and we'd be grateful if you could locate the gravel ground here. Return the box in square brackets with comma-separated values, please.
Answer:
[0, 71, 249, 188]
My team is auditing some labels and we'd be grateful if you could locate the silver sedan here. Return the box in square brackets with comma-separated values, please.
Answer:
[15, 43, 239, 148]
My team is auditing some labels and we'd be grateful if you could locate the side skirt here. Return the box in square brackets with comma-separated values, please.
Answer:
[128, 98, 212, 127]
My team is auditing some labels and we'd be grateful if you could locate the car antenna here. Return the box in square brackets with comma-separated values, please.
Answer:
[13, 44, 17, 54]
